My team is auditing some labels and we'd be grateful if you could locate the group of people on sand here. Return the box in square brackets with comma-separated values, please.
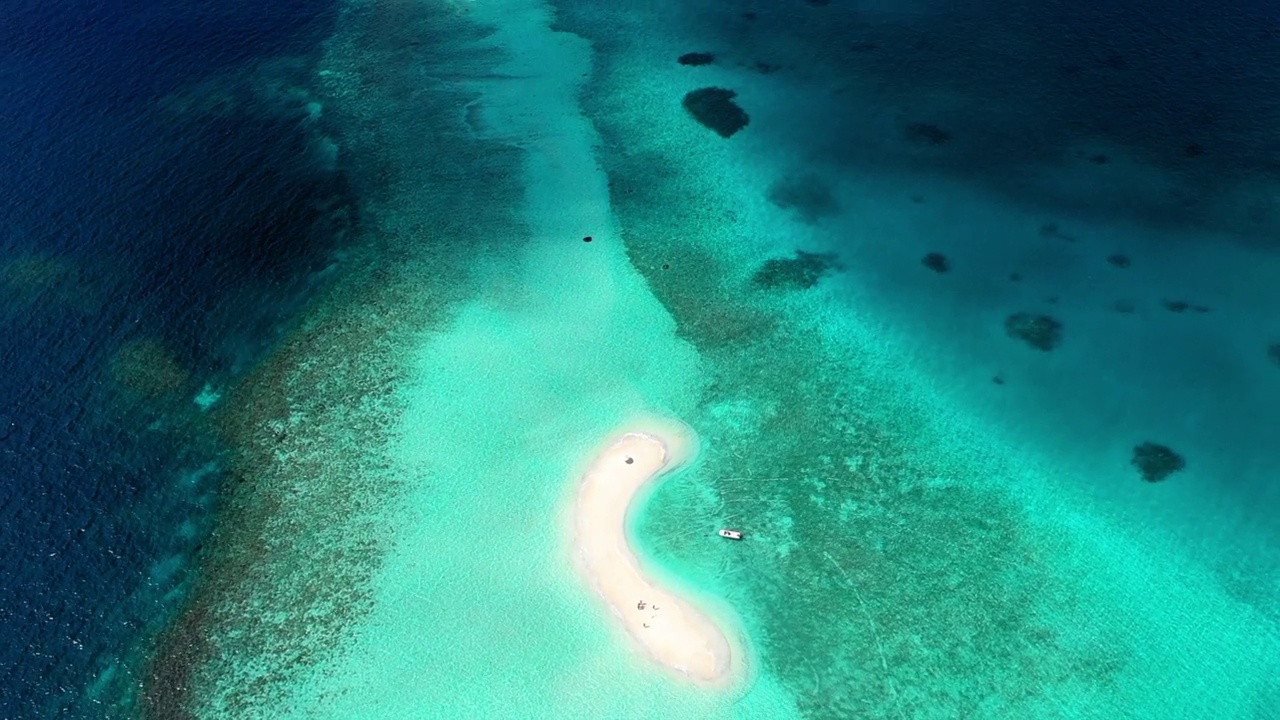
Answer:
[637, 599, 660, 628]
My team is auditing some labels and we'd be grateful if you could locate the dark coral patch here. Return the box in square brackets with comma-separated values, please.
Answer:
[682, 87, 750, 138]
[752, 250, 842, 290]
[905, 122, 951, 146]
[1163, 300, 1209, 314]
[678, 52, 715, 66]
[1132, 442, 1185, 483]
[1004, 313, 1062, 351]
[1107, 253, 1131, 268]
[921, 252, 950, 273]
[1268, 343, 1280, 367]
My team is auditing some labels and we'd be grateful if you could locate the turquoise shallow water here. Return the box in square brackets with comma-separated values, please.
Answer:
[138, 0, 1280, 717]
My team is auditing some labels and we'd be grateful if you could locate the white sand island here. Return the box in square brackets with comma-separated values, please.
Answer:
[573, 418, 736, 686]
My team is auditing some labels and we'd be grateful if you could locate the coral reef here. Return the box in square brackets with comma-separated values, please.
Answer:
[752, 250, 842, 290]
[1131, 442, 1185, 483]
[108, 338, 189, 398]
[678, 52, 714, 66]
[1162, 300, 1210, 314]
[1004, 313, 1062, 351]
[682, 88, 749, 138]
[921, 252, 950, 273]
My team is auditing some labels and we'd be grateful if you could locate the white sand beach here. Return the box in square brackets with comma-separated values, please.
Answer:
[573, 420, 735, 686]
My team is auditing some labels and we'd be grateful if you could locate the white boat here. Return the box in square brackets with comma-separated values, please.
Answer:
[717, 529, 743, 540]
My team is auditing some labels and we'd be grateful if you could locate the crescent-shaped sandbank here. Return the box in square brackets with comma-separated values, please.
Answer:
[572, 419, 736, 686]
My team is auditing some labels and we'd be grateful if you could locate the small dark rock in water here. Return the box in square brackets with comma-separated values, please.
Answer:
[992, 375, 1005, 385]
[752, 250, 842, 290]
[582, 235, 593, 243]
[905, 122, 951, 146]
[1132, 442, 1185, 483]
[921, 252, 950, 273]
[625, 457, 634, 464]
[678, 52, 714, 66]
[1107, 253, 1131, 268]
[1004, 312, 1063, 351]
[662, 263, 671, 270]
[682, 87, 750, 138]
[1267, 344, 1280, 366]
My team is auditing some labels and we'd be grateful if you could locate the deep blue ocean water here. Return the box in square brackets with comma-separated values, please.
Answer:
[0, 0, 345, 716]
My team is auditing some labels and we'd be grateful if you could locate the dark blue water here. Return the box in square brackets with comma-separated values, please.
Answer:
[0, 0, 346, 716]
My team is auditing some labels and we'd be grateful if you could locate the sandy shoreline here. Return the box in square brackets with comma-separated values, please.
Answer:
[572, 418, 737, 687]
